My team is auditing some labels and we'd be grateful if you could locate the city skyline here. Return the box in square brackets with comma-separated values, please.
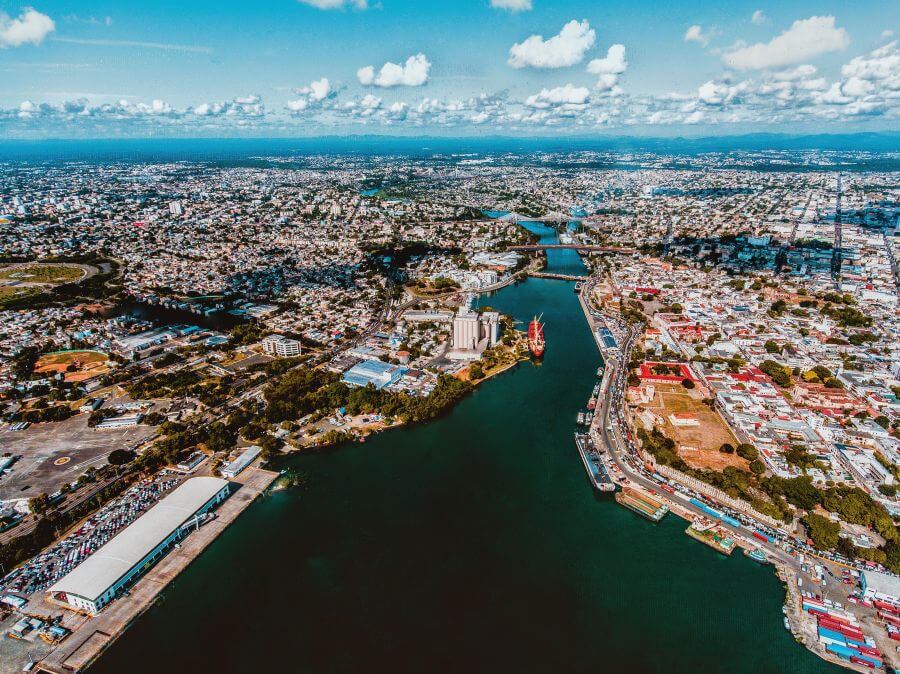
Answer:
[0, 0, 898, 137]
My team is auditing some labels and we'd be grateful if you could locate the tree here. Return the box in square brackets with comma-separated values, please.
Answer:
[468, 362, 484, 380]
[681, 378, 695, 389]
[29, 493, 51, 516]
[736, 443, 758, 461]
[749, 459, 766, 475]
[764, 340, 781, 354]
[803, 513, 840, 550]
[108, 449, 135, 466]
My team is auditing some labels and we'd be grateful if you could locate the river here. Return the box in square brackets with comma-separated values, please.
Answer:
[91, 221, 842, 674]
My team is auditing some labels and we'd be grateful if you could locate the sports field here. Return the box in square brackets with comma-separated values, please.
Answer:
[0, 263, 87, 284]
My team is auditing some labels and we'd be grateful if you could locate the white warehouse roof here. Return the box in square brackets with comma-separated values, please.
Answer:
[48, 476, 228, 602]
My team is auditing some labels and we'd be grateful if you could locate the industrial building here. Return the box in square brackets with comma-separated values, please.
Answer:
[47, 477, 230, 614]
[342, 358, 407, 390]
[447, 307, 499, 361]
[261, 334, 302, 357]
[861, 569, 900, 604]
[221, 445, 261, 479]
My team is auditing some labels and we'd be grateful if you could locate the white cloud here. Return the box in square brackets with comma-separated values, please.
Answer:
[723, 16, 849, 70]
[0, 8, 55, 48]
[525, 83, 590, 109]
[508, 19, 595, 69]
[490, 0, 531, 11]
[357, 53, 430, 87]
[287, 77, 334, 112]
[587, 44, 627, 91]
[751, 10, 768, 25]
[297, 0, 367, 9]
[192, 95, 264, 117]
[882, 30, 894, 41]
[683, 25, 710, 47]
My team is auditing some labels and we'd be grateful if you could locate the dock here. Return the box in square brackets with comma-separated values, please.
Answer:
[575, 433, 615, 492]
[615, 486, 668, 522]
[685, 520, 736, 556]
[32, 465, 278, 674]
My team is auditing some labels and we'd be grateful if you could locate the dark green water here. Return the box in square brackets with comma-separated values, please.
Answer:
[92, 234, 841, 674]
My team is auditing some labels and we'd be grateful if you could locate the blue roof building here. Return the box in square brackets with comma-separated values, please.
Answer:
[342, 359, 407, 390]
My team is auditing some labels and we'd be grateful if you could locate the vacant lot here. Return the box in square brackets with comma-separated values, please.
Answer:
[35, 349, 111, 383]
[640, 383, 745, 471]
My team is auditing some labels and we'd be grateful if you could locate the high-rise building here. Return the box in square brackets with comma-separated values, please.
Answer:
[169, 200, 183, 216]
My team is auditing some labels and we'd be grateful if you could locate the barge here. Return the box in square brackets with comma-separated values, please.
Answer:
[575, 433, 615, 492]
[615, 486, 668, 522]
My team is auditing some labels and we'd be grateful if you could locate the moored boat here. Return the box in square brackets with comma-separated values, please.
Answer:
[527, 315, 545, 358]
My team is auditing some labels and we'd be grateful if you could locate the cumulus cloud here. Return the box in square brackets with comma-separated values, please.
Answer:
[524, 84, 590, 109]
[0, 8, 55, 48]
[723, 15, 849, 70]
[683, 25, 710, 47]
[587, 44, 627, 91]
[286, 77, 335, 112]
[357, 53, 430, 87]
[297, 0, 367, 9]
[751, 10, 768, 25]
[508, 19, 595, 69]
[192, 95, 264, 117]
[490, 0, 531, 11]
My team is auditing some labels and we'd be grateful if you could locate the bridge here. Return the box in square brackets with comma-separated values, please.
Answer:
[508, 244, 638, 254]
[496, 211, 581, 224]
[528, 271, 586, 281]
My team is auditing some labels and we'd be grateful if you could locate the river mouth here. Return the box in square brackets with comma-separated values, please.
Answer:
[91, 226, 841, 674]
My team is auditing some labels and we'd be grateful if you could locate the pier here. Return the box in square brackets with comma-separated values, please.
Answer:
[32, 465, 278, 674]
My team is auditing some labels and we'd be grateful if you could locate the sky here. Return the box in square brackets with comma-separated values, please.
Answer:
[0, 0, 898, 138]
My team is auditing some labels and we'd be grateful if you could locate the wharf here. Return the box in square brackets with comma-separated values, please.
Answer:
[685, 522, 736, 556]
[32, 465, 278, 674]
[615, 486, 668, 522]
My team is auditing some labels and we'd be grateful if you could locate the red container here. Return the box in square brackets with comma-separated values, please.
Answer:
[819, 618, 864, 640]
[879, 611, 900, 627]
[875, 600, 899, 615]
[855, 645, 881, 657]
[889, 630, 900, 642]
[851, 656, 875, 668]
[752, 531, 767, 542]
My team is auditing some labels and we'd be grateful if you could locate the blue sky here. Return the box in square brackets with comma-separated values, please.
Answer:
[0, 0, 898, 137]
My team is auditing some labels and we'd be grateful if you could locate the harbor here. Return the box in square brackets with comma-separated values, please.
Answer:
[2, 465, 277, 674]
[79, 225, 844, 674]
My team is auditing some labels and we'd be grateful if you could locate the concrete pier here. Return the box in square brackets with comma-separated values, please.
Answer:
[32, 465, 278, 674]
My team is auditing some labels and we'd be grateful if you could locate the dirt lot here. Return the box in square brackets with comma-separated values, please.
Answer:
[34, 350, 111, 383]
[640, 383, 745, 471]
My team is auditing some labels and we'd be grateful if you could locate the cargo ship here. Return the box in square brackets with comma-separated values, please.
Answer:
[527, 315, 545, 358]
[575, 433, 615, 491]
[615, 486, 669, 522]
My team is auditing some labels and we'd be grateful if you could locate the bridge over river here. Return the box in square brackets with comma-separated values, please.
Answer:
[508, 244, 638, 254]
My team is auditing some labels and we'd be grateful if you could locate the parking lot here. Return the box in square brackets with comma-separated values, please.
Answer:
[0, 472, 183, 599]
[0, 401, 156, 501]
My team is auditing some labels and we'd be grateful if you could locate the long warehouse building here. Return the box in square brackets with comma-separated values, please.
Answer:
[47, 476, 230, 614]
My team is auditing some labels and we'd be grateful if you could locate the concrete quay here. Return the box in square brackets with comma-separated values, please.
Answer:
[29, 465, 277, 674]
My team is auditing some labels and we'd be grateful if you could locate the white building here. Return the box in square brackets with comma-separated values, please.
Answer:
[861, 570, 900, 604]
[47, 477, 229, 614]
[262, 334, 302, 358]
[448, 307, 500, 361]
[221, 445, 262, 479]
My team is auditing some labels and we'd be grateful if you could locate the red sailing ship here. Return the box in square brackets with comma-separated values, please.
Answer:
[528, 315, 545, 358]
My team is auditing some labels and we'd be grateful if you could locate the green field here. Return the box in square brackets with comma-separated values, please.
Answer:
[0, 263, 86, 284]
[0, 284, 39, 306]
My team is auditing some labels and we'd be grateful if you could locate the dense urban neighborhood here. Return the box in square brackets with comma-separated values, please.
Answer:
[0, 147, 898, 672]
